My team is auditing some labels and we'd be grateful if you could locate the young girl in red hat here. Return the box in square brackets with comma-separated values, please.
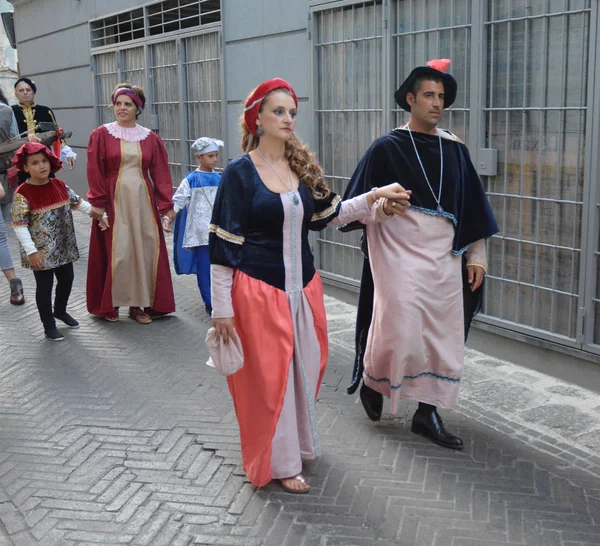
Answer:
[11, 142, 108, 341]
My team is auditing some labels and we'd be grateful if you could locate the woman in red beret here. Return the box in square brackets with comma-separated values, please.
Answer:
[209, 78, 410, 493]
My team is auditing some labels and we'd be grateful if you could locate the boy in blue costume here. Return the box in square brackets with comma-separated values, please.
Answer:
[164, 137, 223, 315]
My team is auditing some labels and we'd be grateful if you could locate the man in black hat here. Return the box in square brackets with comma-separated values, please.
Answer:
[12, 77, 77, 170]
[341, 59, 498, 449]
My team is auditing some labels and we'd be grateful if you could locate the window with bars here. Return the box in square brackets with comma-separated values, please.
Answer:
[313, 0, 384, 284]
[391, 0, 472, 143]
[90, 0, 221, 48]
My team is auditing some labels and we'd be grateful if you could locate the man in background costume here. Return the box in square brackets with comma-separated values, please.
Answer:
[12, 77, 77, 169]
[342, 59, 498, 449]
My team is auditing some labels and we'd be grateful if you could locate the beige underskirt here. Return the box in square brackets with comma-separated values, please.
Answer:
[111, 140, 159, 308]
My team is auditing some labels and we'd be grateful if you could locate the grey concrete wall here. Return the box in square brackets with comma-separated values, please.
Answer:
[9, 0, 315, 190]
[9, 0, 154, 193]
[221, 0, 311, 160]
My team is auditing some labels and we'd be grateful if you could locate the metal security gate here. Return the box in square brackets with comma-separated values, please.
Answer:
[312, 1, 385, 286]
[483, 2, 592, 348]
[311, 0, 600, 358]
[90, 0, 224, 187]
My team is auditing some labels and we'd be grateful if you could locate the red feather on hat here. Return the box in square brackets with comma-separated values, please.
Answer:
[427, 59, 451, 73]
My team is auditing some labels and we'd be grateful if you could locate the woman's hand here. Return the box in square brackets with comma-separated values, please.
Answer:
[27, 134, 42, 143]
[0, 183, 5, 200]
[213, 317, 236, 344]
[376, 183, 411, 205]
[66, 156, 76, 170]
[90, 206, 106, 221]
[98, 216, 110, 231]
[161, 210, 176, 232]
[28, 252, 43, 270]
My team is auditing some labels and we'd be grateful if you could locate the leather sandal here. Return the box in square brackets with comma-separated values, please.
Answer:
[128, 307, 152, 324]
[103, 307, 119, 322]
[9, 278, 24, 305]
[280, 475, 310, 494]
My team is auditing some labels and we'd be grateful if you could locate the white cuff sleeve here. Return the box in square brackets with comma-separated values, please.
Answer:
[76, 199, 92, 215]
[172, 179, 191, 214]
[211, 264, 235, 318]
[13, 225, 37, 255]
[60, 145, 77, 162]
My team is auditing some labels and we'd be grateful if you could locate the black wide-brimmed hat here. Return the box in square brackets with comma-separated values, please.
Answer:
[394, 59, 457, 112]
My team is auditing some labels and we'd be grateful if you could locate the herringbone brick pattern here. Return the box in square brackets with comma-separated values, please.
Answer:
[0, 214, 599, 545]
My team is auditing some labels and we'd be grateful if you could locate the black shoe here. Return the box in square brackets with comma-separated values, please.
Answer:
[360, 383, 383, 422]
[53, 312, 80, 329]
[205, 305, 213, 316]
[411, 410, 464, 450]
[9, 278, 25, 305]
[44, 327, 65, 341]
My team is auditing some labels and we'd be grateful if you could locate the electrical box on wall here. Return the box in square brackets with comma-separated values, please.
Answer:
[477, 148, 498, 176]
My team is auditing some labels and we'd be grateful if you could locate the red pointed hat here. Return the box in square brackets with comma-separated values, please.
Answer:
[243, 78, 298, 137]
[12, 142, 63, 173]
[394, 59, 457, 112]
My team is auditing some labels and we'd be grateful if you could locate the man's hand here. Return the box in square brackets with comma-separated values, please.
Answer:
[213, 317, 236, 344]
[383, 198, 407, 216]
[467, 265, 485, 292]
[29, 252, 43, 270]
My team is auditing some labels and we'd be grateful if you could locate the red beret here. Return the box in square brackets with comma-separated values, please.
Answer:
[243, 78, 298, 137]
[12, 142, 63, 173]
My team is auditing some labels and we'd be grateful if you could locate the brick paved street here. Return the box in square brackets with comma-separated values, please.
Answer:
[1, 214, 599, 545]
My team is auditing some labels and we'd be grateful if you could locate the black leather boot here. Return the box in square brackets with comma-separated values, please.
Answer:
[360, 383, 383, 422]
[411, 409, 464, 450]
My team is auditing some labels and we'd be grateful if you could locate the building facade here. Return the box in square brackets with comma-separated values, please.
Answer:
[0, 0, 17, 102]
[8, 0, 600, 360]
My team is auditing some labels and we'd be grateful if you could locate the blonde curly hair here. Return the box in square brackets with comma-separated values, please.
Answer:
[240, 88, 330, 200]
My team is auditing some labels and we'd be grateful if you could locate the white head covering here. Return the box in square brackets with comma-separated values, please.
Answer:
[191, 137, 224, 156]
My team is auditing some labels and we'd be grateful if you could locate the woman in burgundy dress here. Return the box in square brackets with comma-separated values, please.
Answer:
[86, 83, 176, 324]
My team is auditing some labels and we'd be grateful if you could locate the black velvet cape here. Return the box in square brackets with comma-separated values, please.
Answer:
[340, 129, 499, 394]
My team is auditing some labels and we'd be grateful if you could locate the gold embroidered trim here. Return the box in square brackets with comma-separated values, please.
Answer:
[209, 224, 245, 245]
[22, 104, 36, 135]
[466, 260, 488, 273]
[31, 200, 70, 215]
[311, 194, 342, 222]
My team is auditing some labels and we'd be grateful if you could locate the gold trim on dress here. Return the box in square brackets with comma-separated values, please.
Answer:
[209, 224, 245, 245]
[30, 200, 71, 215]
[311, 194, 342, 222]
[136, 140, 161, 302]
[111, 141, 126, 285]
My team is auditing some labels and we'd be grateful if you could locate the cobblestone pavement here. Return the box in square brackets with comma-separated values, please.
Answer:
[1, 214, 599, 546]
